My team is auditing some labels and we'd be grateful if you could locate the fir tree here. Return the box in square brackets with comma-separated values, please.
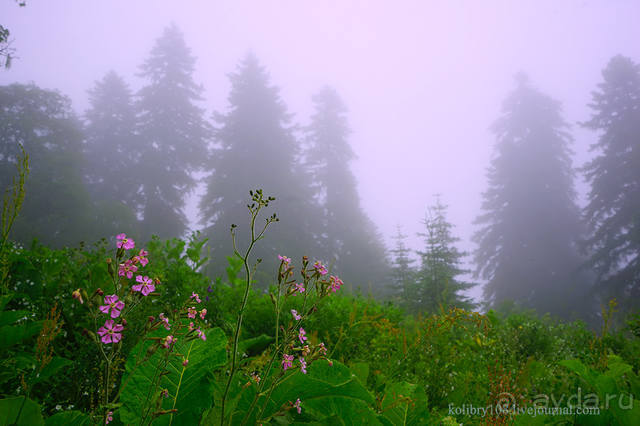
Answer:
[0, 83, 93, 247]
[582, 55, 640, 311]
[390, 225, 416, 305]
[200, 53, 317, 283]
[136, 24, 210, 241]
[413, 197, 475, 314]
[304, 86, 390, 294]
[83, 71, 141, 238]
[474, 74, 586, 319]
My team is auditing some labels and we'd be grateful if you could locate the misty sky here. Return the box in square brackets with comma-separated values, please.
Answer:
[2, 0, 639, 300]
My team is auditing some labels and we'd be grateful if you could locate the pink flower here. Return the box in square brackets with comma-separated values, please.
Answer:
[291, 309, 301, 321]
[105, 411, 113, 424]
[318, 342, 327, 356]
[282, 353, 294, 371]
[187, 307, 197, 319]
[292, 282, 305, 295]
[72, 289, 83, 304]
[313, 261, 328, 276]
[116, 233, 135, 250]
[161, 389, 169, 398]
[99, 294, 125, 318]
[132, 275, 155, 296]
[159, 312, 170, 330]
[190, 292, 201, 303]
[188, 322, 195, 331]
[196, 328, 206, 341]
[302, 345, 310, 357]
[299, 357, 307, 374]
[298, 327, 307, 344]
[251, 371, 261, 384]
[97, 319, 124, 344]
[278, 255, 291, 265]
[293, 398, 302, 414]
[329, 276, 343, 293]
[182, 358, 189, 367]
[163, 335, 176, 348]
[118, 260, 138, 279]
[199, 308, 207, 320]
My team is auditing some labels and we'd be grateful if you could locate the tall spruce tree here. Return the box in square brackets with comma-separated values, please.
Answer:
[412, 198, 475, 314]
[0, 83, 93, 247]
[304, 86, 390, 294]
[136, 24, 210, 241]
[474, 75, 586, 319]
[83, 71, 140, 238]
[390, 226, 416, 304]
[582, 55, 640, 311]
[200, 53, 317, 283]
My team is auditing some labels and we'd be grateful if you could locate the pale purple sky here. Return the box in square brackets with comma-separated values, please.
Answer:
[1, 0, 639, 300]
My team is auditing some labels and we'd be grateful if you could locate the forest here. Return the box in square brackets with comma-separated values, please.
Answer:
[1, 2, 640, 425]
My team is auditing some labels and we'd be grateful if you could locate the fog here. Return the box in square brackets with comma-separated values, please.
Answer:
[1, 0, 639, 307]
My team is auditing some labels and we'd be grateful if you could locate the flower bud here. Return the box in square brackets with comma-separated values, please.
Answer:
[72, 289, 83, 304]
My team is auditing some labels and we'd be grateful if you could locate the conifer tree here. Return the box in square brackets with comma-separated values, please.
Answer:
[136, 24, 210, 241]
[304, 86, 390, 293]
[413, 197, 475, 314]
[474, 75, 586, 318]
[83, 71, 140, 238]
[0, 84, 93, 247]
[582, 55, 640, 311]
[200, 53, 317, 283]
[390, 226, 416, 305]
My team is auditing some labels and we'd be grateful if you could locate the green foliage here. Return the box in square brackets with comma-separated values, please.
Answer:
[119, 327, 227, 425]
[0, 396, 44, 425]
[582, 55, 640, 313]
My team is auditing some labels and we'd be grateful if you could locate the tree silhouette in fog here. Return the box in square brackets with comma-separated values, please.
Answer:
[582, 55, 640, 312]
[83, 71, 141, 239]
[474, 74, 587, 319]
[136, 24, 210, 241]
[304, 86, 389, 293]
[200, 53, 316, 283]
[0, 84, 93, 247]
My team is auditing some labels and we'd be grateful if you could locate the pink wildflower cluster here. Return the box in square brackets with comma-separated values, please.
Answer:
[292, 398, 302, 414]
[97, 319, 124, 344]
[329, 275, 343, 293]
[313, 260, 328, 276]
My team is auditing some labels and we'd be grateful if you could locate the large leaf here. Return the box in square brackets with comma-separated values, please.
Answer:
[379, 382, 430, 426]
[0, 396, 44, 426]
[119, 326, 227, 425]
[0, 309, 30, 327]
[0, 320, 43, 348]
[229, 360, 376, 424]
[31, 356, 73, 385]
[45, 411, 92, 426]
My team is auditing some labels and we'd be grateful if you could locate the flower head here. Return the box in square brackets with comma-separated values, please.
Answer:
[132, 275, 155, 296]
[105, 411, 113, 425]
[190, 292, 201, 303]
[133, 249, 149, 267]
[99, 294, 125, 318]
[293, 398, 302, 414]
[278, 255, 291, 265]
[299, 357, 307, 374]
[195, 328, 206, 341]
[313, 261, 328, 276]
[116, 233, 135, 250]
[282, 353, 294, 371]
[318, 342, 327, 356]
[298, 327, 307, 344]
[187, 307, 197, 319]
[159, 312, 170, 330]
[97, 319, 124, 344]
[329, 276, 343, 293]
[163, 335, 176, 348]
[199, 308, 207, 320]
[182, 358, 189, 367]
[292, 282, 305, 295]
[291, 309, 301, 321]
[118, 260, 138, 279]
[72, 289, 83, 304]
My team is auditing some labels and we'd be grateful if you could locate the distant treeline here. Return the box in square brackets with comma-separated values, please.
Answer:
[1, 25, 639, 323]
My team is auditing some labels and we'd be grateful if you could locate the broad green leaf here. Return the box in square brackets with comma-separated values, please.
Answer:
[0, 320, 43, 348]
[380, 382, 430, 426]
[45, 411, 92, 425]
[238, 334, 273, 356]
[231, 360, 375, 424]
[0, 396, 44, 426]
[0, 294, 13, 311]
[0, 309, 30, 326]
[349, 362, 369, 385]
[119, 326, 226, 425]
